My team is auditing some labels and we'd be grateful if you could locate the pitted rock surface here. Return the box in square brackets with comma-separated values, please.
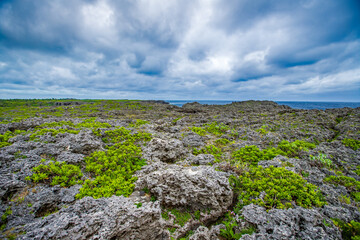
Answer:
[136, 165, 232, 211]
[20, 196, 165, 240]
[240, 204, 341, 240]
[143, 138, 187, 163]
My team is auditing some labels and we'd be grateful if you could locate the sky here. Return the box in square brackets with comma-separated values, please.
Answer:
[0, 0, 359, 101]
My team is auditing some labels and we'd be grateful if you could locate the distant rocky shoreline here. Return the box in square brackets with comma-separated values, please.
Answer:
[0, 100, 359, 239]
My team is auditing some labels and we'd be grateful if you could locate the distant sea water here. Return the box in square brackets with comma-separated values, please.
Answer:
[166, 100, 360, 110]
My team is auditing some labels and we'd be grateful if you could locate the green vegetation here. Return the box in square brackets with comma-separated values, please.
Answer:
[339, 194, 351, 204]
[310, 153, 332, 168]
[324, 173, 360, 192]
[204, 122, 230, 136]
[215, 138, 231, 147]
[29, 128, 80, 140]
[343, 138, 360, 151]
[0, 99, 152, 123]
[25, 161, 83, 187]
[190, 126, 207, 136]
[128, 119, 149, 128]
[102, 127, 151, 144]
[332, 218, 360, 240]
[76, 127, 151, 199]
[230, 166, 326, 211]
[256, 125, 269, 135]
[0, 130, 25, 148]
[1, 206, 12, 230]
[190, 122, 237, 137]
[76, 142, 147, 199]
[355, 166, 360, 176]
[277, 140, 316, 158]
[220, 212, 256, 240]
[30, 118, 112, 140]
[193, 145, 223, 161]
[231, 140, 316, 165]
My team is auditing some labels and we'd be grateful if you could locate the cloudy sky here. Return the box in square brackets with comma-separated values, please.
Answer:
[0, 0, 359, 101]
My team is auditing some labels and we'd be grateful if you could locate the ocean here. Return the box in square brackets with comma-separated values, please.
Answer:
[166, 100, 360, 110]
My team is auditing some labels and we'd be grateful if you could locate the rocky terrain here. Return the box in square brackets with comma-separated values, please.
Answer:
[0, 99, 359, 240]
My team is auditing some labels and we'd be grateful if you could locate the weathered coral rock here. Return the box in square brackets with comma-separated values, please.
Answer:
[240, 204, 341, 240]
[143, 138, 186, 163]
[136, 165, 232, 211]
[20, 196, 165, 240]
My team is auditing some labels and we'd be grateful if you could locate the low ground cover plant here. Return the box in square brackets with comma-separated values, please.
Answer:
[230, 166, 326, 211]
[324, 172, 360, 201]
[231, 140, 316, 165]
[0, 130, 25, 148]
[343, 138, 360, 151]
[29, 128, 80, 140]
[25, 161, 83, 187]
[310, 153, 332, 168]
[220, 211, 256, 240]
[332, 218, 360, 240]
[193, 145, 223, 161]
[76, 142, 146, 199]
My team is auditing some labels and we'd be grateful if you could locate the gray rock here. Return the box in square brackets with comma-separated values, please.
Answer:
[189, 225, 223, 240]
[241, 204, 341, 240]
[191, 154, 216, 165]
[20, 196, 165, 240]
[322, 205, 352, 222]
[183, 133, 205, 147]
[143, 138, 187, 163]
[136, 165, 232, 212]
[57, 152, 85, 165]
[0, 174, 26, 202]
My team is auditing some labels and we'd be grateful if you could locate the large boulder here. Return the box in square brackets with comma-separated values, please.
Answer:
[20, 196, 165, 240]
[136, 165, 232, 212]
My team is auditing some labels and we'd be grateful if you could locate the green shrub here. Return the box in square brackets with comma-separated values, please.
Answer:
[76, 142, 147, 199]
[0, 206, 12, 230]
[231, 140, 316, 166]
[343, 138, 360, 151]
[277, 140, 316, 158]
[190, 126, 207, 136]
[231, 146, 283, 165]
[256, 125, 269, 135]
[310, 153, 332, 168]
[0, 130, 25, 148]
[220, 212, 256, 240]
[29, 128, 79, 140]
[354, 166, 360, 176]
[204, 122, 229, 136]
[215, 138, 231, 146]
[36, 121, 75, 129]
[339, 194, 351, 204]
[25, 161, 83, 187]
[332, 218, 360, 240]
[193, 145, 223, 161]
[324, 174, 360, 192]
[162, 209, 192, 227]
[128, 119, 149, 128]
[230, 166, 326, 211]
[102, 127, 151, 144]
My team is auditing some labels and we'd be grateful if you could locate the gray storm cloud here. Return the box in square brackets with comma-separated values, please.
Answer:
[0, 0, 359, 100]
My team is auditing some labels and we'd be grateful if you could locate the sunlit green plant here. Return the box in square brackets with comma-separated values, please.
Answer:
[343, 138, 360, 151]
[230, 166, 326, 211]
[193, 145, 223, 161]
[25, 161, 83, 187]
[310, 153, 332, 168]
